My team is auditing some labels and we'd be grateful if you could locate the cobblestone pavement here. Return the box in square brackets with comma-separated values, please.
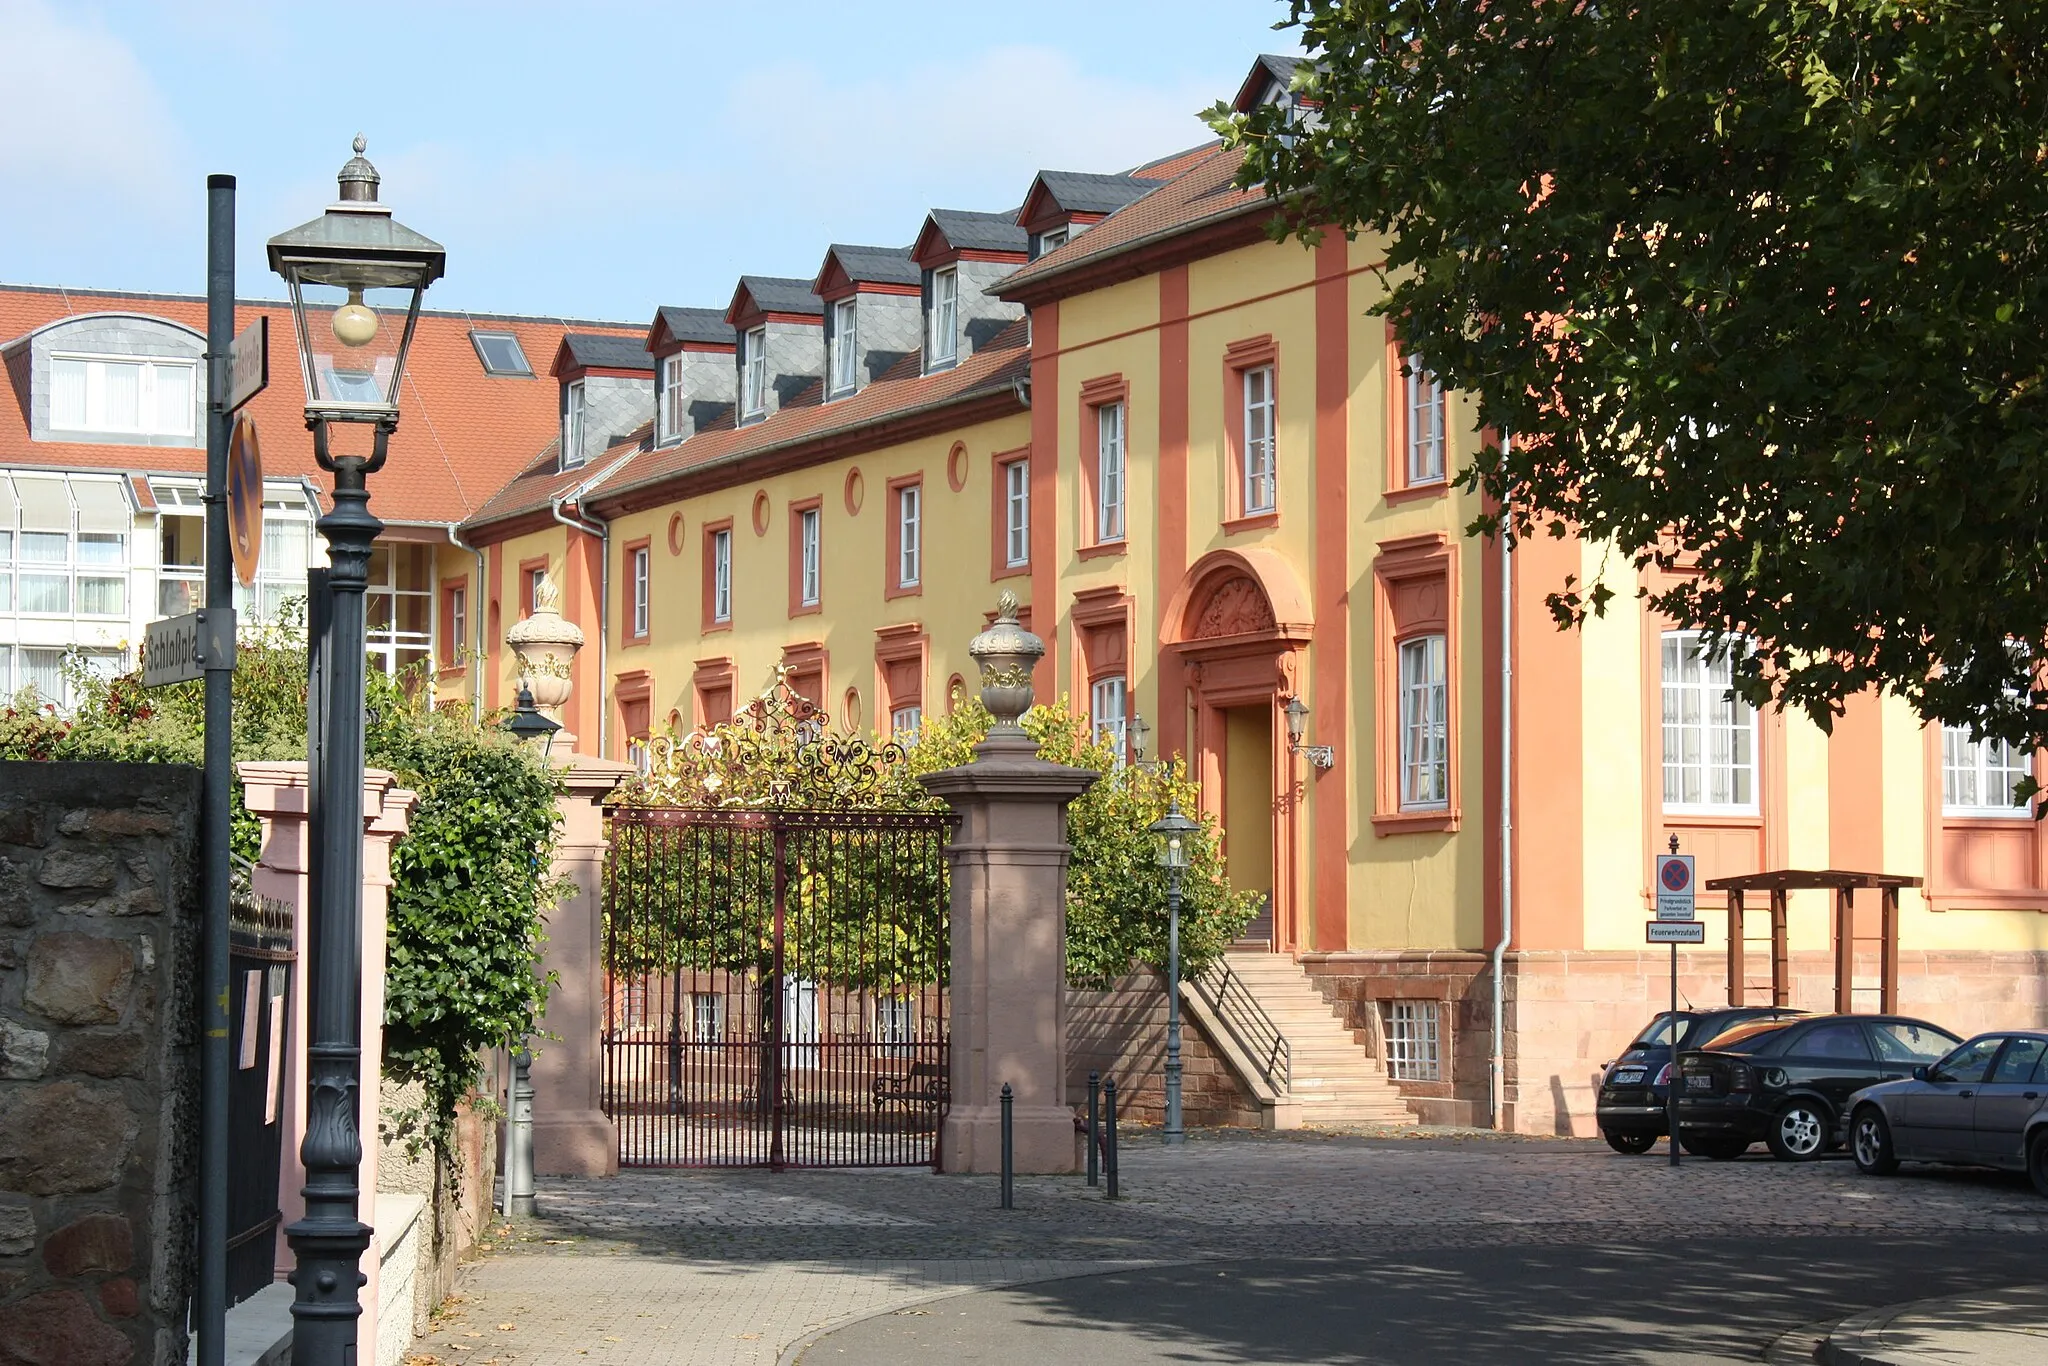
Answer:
[411, 1127, 2048, 1365]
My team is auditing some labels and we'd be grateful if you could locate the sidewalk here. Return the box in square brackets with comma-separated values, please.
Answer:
[1816, 1287, 2048, 1366]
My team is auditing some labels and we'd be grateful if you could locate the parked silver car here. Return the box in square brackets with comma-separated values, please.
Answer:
[1846, 1031, 2048, 1195]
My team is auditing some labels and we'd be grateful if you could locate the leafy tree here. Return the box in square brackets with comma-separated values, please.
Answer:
[1209, 1, 2048, 759]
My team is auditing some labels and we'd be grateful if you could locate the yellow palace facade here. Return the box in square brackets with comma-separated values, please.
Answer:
[428, 59, 2048, 1134]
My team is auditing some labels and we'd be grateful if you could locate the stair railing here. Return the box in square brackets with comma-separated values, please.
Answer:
[1189, 958, 1291, 1094]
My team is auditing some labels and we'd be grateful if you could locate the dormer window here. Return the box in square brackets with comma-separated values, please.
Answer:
[742, 326, 768, 418]
[659, 356, 685, 443]
[927, 269, 958, 369]
[50, 355, 196, 438]
[830, 300, 858, 396]
[1034, 226, 1069, 260]
[562, 380, 587, 469]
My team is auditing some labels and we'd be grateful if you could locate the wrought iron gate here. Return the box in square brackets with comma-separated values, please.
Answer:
[600, 678, 951, 1169]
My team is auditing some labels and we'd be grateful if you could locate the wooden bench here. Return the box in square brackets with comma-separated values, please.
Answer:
[870, 1061, 949, 1111]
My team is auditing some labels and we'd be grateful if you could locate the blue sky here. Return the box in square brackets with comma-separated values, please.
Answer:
[1, 0, 1301, 324]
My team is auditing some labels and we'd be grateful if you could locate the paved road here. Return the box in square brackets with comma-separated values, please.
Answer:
[415, 1129, 2048, 1365]
[795, 1237, 2048, 1364]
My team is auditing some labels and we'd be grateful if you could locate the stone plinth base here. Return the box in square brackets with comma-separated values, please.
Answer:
[532, 1111, 618, 1178]
[943, 1103, 1078, 1174]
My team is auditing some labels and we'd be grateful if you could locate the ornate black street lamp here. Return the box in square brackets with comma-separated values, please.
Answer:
[502, 681, 563, 758]
[268, 137, 443, 1364]
[1148, 798, 1200, 1146]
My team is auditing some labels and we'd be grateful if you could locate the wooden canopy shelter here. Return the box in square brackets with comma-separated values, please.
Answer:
[1701, 869, 1923, 1014]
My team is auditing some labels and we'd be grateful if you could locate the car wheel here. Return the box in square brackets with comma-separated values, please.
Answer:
[1603, 1128, 1657, 1155]
[1851, 1106, 1899, 1176]
[2029, 1131, 2048, 1199]
[1687, 1134, 1751, 1160]
[1766, 1099, 1831, 1161]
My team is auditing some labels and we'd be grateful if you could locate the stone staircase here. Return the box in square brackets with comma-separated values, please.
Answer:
[1221, 950, 1414, 1127]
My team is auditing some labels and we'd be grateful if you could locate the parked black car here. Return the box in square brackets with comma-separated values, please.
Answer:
[1676, 1014, 1960, 1160]
[1597, 1007, 1805, 1154]
[1847, 1031, 2048, 1195]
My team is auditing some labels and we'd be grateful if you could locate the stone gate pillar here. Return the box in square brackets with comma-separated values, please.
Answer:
[529, 755, 632, 1177]
[919, 595, 1097, 1173]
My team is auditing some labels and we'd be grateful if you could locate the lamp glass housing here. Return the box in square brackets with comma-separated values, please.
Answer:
[1283, 695, 1309, 747]
[276, 268, 430, 421]
[1149, 802, 1199, 870]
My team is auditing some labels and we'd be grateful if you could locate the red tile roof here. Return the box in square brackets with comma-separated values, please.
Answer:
[0, 284, 640, 526]
[537, 324, 1031, 524]
[997, 147, 1275, 307]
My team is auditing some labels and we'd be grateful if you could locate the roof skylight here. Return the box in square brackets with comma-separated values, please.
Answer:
[471, 330, 532, 377]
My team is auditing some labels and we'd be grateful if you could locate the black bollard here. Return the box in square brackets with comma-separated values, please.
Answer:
[1000, 1082, 1014, 1210]
[1086, 1070, 1101, 1187]
[1103, 1076, 1120, 1200]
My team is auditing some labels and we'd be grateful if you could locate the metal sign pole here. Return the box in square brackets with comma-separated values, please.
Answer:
[195, 171, 236, 1366]
[1667, 834, 1682, 1170]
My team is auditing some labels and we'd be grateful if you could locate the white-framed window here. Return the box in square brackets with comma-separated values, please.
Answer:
[1095, 403, 1126, 543]
[691, 992, 724, 1043]
[527, 566, 548, 617]
[446, 584, 467, 665]
[7, 645, 124, 710]
[1661, 630, 1759, 814]
[631, 545, 650, 637]
[659, 355, 685, 441]
[1035, 226, 1070, 258]
[470, 331, 531, 377]
[742, 327, 768, 417]
[1398, 634, 1449, 809]
[562, 380, 587, 469]
[250, 495, 311, 625]
[711, 528, 732, 623]
[1090, 676, 1128, 760]
[50, 354, 197, 438]
[366, 542, 432, 678]
[1242, 364, 1276, 514]
[1405, 357, 1446, 485]
[875, 995, 915, 1053]
[1005, 459, 1030, 567]
[928, 268, 958, 367]
[1382, 1000, 1442, 1081]
[156, 479, 314, 625]
[898, 484, 921, 587]
[799, 507, 821, 607]
[1943, 720, 2032, 817]
[830, 299, 859, 395]
[3, 473, 130, 621]
[891, 705, 922, 740]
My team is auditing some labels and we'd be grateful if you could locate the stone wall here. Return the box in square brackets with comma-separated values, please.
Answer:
[0, 762, 203, 1366]
[1505, 947, 2048, 1137]
[1300, 950, 1492, 1126]
[374, 1077, 497, 1350]
[1066, 972, 1262, 1128]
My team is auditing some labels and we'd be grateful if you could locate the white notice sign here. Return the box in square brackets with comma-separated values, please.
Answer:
[1655, 854, 1697, 921]
[1647, 920, 1706, 945]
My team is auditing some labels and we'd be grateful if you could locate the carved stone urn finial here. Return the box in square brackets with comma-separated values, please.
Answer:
[504, 570, 584, 724]
[967, 591, 1044, 734]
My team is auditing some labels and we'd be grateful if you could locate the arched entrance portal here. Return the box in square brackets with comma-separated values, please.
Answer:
[1161, 550, 1313, 952]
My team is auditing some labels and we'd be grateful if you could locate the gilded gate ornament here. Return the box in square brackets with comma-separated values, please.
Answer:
[613, 666, 922, 811]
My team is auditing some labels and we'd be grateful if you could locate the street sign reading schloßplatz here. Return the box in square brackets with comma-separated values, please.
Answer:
[143, 609, 236, 688]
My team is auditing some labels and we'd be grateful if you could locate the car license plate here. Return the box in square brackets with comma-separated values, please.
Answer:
[1611, 1068, 1646, 1085]
[1685, 1074, 1714, 1092]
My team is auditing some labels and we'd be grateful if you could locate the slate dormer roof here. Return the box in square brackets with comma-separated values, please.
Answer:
[555, 333, 654, 376]
[1233, 53, 1307, 112]
[1017, 171, 1164, 238]
[814, 244, 921, 297]
[649, 306, 735, 352]
[916, 209, 1030, 262]
[727, 275, 825, 325]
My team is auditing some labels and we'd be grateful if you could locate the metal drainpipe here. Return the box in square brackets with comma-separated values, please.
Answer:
[1490, 436, 1515, 1131]
[446, 523, 485, 724]
[550, 489, 609, 759]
